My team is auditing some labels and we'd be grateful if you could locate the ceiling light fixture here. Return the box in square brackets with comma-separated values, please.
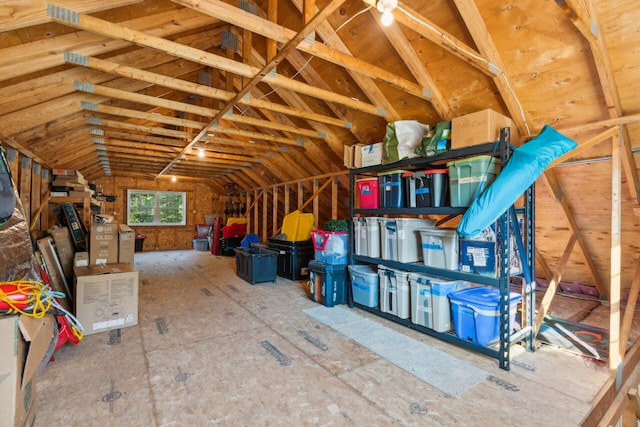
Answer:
[171, 175, 177, 182]
[376, 0, 398, 26]
[198, 148, 205, 157]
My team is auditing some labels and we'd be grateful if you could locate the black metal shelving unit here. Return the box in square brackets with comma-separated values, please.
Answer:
[347, 130, 536, 370]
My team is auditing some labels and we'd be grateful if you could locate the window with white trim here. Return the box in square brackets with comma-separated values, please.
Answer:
[127, 190, 186, 226]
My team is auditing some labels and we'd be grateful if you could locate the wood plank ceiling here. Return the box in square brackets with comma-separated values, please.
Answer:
[0, 0, 639, 290]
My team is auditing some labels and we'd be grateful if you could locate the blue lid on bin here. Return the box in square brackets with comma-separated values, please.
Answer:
[448, 286, 522, 310]
[241, 233, 260, 248]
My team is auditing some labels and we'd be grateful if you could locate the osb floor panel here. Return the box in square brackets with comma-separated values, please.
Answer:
[34, 251, 628, 426]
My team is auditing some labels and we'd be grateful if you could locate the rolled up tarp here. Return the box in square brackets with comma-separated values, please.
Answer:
[457, 125, 577, 238]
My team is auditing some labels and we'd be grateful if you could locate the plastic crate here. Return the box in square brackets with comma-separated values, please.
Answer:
[267, 238, 314, 280]
[311, 230, 348, 265]
[449, 286, 522, 346]
[356, 178, 379, 209]
[193, 238, 209, 251]
[446, 155, 500, 207]
[378, 265, 410, 319]
[364, 217, 381, 258]
[395, 218, 436, 263]
[234, 247, 278, 284]
[405, 169, 449, 208]
[348, 264, 379, 308]
[408, 273, 470, 332]
[220, 237, 243, 256]
[281, 210, 315, 241]
[353, 217, 367, 256]
[420, 228, 459, 270]
[378, 170, 408, 208]
[195, 224, 212, 238]
[308, 261, 347, 307]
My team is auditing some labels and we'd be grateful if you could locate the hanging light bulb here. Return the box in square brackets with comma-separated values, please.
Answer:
[198, 148, 205, 157]
[376, 0, 398, 27]
[381, 8, 394, 26]
[171, 175, 177, 182]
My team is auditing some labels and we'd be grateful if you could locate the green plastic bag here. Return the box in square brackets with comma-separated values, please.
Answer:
[415, 121, 451, 157]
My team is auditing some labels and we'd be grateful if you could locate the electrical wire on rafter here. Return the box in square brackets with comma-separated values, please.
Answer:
[394, 5, 531, 136]
[235, 5, 373, 117]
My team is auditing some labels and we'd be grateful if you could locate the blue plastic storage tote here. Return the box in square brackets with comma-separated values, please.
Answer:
[448, 286, 522, 346]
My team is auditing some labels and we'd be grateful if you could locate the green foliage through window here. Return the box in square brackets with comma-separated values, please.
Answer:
[127, 190, 186, 226]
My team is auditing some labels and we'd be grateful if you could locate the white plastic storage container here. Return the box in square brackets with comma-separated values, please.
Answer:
[409, 273, 470, 332]
[348, 264, 379, 308]
[364, 217, 381, 258]
[378, 265, 410, 319]
[419, 228, 459, 270]
[395, 218, 436, 263]
[380, 218, 396, 261]
[352, 217, 367, 256]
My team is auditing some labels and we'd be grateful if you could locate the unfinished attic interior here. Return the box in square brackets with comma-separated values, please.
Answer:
[1, 0, 640, 425]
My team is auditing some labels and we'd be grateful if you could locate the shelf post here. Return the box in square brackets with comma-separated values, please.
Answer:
[498, 127, 512, 370]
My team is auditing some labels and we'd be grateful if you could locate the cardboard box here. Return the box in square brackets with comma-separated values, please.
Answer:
[118, 224, 135, 264]
[354, 142, 383, 168]
[343, 145, 355, 169]
[52, 168, 84, 178]
[74, 263, 139, 336]
[74, 251, 89, 267]
[51, 226, 75, 278]
[451, 109, 520, 149]
[89, 222, 119, 265]
[68, 190, 92, 198]
[0, 315, 55, 427]
[52, 175, 88, 186]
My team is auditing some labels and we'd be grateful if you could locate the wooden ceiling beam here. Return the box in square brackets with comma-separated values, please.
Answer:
[157, 0, 348, 178]
[174, 0, 432, 103]
[83, 103, 305, 146]
[0, 7, 217, 82]
[452, 0, 531, 136]
[48, 5, 382, 117]
[290, 0, 402, 126]
[374, 12, 453, 120]
[361, 0, 495, 76]
[0, 0, 143, 32]
[75, 82, 323, 139]
[555, 0, 639, 202]
[65, 55, 348, 129]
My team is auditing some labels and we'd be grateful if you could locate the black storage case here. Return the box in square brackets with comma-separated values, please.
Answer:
[220, 237, 243, 256]
[234, 247, 278, 284]
[308, 260, 348, 307]
[267, 238, 314, 280]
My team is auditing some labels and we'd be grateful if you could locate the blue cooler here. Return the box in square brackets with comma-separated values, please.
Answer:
[448, 287, 522, 346]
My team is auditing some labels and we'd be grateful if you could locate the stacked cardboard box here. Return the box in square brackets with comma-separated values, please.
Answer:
[50, 169, 92, 198]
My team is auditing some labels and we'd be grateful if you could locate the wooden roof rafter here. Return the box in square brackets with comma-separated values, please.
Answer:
[174, 0, 433, 104]
[373, 9, 454, 120]
[555, 0, 639, 202]
[64, 54, 350, 129]
[156, 0, 350, 178]
[47, 5, 383, 117]
[74, 82, 324, 140]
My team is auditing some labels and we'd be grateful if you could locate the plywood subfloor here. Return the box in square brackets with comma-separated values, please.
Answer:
[34, 251, 624, 426]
